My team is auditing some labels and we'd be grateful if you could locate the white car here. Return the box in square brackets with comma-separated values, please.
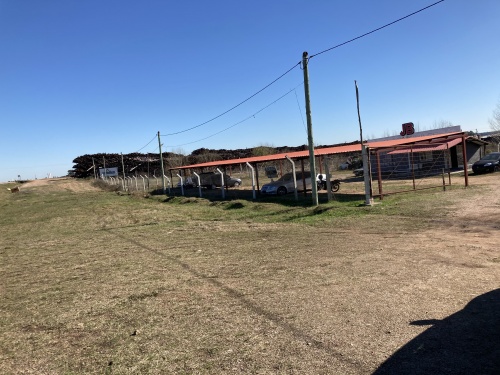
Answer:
[261, 171, 312, 196]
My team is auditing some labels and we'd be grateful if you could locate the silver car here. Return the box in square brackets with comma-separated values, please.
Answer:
[261, 171, 312, 196]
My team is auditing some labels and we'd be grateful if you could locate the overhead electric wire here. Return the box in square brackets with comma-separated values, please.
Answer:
[309, 0, 445, 59]
[135, 134, 158, 153]
[163, 62, 301, 136]
[133, 1, 444, 153]
[294, 89, 307, 135]
[165, 84, 303, 148]
[163, 1, 443, 139]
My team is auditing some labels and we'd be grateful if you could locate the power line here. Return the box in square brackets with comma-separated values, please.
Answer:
[135, 134, 158, 153]
[162, 1, 443, 139]
[165, 84, 303, 148]
[294, 89, 307, 135]
[310, 0, 445, 59]
[163, 62, 301, 136]
[133, 1, 444, 153]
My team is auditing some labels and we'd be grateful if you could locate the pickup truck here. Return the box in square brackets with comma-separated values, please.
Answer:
[191, 172, 241, 189]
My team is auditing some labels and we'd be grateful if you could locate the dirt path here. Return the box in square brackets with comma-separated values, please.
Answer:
[21, 177, 100, 193]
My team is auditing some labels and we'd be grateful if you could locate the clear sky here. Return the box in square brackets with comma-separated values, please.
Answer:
[1, 0, 499, 182]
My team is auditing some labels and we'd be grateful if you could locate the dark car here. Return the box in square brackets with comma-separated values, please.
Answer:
[197, 172, 241, 189]
[472, 152, 500, 174]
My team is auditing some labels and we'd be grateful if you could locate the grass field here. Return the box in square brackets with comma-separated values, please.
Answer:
[1, 176, 499, 374]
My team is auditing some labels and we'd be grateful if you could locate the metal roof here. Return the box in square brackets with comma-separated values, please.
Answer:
[366, 131, 464, 149]
[171, 131, 466, 171]
[387, 137, 463, 154]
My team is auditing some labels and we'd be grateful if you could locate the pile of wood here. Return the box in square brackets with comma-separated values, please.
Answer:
[70, 141, 360, 178]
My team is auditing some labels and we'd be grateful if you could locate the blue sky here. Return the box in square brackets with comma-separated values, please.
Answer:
[1, 0, 499, 182]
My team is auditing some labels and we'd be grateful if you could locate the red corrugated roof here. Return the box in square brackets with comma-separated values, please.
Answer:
[366, 132, 464, 149]
[387, 137, 463, 154]
[171, 131, 465, 170]
[172, 144, 362, 170]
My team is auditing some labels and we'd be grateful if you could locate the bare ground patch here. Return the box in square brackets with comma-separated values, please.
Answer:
[21, 177, 100, 193]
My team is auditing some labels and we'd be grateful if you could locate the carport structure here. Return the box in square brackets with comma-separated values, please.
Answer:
[169, 131, 474, 200]
[364, 131, 476, 198]
[169, 142, 361, 195]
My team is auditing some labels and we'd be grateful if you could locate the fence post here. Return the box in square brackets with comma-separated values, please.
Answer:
[216, 168, 225, 200]
[324, 157, 332, 201]
[193, 172, 202, 198]
[411, 147, 416, 190]
[164, 175, 171, 195]
[285, 155, 298, 201]
[245, 162, 256, 200]
[176, 174, 184, 196]
[376, 151, 383, 200]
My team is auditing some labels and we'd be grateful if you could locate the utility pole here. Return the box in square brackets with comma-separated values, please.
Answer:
[102, 156, 106, 180]
[158, 131, 166, 194]
[355, 81, 373, 206]
[121, 153, 126, 190]
[302, 52, 318, 206]
[92, 157, 96, 179]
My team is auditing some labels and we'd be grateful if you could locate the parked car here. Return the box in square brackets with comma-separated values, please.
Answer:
[224, 175, 242, 187]
[197, 172, 241, 189]
[261, 171, 312, 196]
[177, 173, 241, 189]
[177, 177, 196, 188]
[228, 176, 242, 187]
[472, 152, 500, 174]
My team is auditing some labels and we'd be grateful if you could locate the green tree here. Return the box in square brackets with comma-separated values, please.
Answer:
[252, 143, 275, 157]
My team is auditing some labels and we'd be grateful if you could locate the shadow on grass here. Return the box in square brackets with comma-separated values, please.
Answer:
[160, 187, 367, 208]
[224, 202, 245, 209]
[323, 193, 367, 204]
[373, 289, 500, 374]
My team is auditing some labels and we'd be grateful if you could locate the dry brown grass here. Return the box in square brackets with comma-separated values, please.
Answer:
[1, 175, 499, 374]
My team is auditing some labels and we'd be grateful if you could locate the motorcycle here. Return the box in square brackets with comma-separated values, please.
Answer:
[317, 178, 341, 192]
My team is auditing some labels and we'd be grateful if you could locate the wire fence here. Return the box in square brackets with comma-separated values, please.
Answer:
[95, 147, 464, 204]
[370, 148, 452, 198]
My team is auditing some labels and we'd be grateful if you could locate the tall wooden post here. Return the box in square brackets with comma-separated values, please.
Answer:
[461, 134, 469, 187]
[302, 52, 318, 206]
[158, 131, 166, 194]
[121, 153, 126, 190]
[355, 81, 373, 205]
